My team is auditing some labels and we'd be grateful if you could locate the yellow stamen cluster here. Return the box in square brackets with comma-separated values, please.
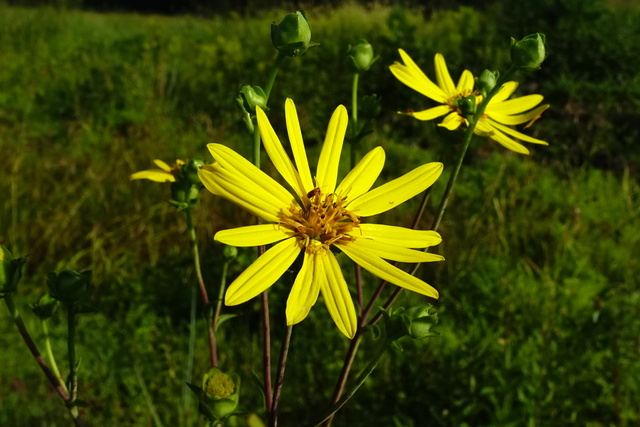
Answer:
[204, 372, 235, 399]
[280, 188, 360, 254]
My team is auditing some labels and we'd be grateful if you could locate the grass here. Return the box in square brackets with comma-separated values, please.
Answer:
[1, 1, 639, 426]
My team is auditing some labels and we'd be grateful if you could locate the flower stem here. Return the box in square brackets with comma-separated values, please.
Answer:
[184, 207, 217, 367]
[66, 305, 78, 404]
[264, 52, 286, 101]
[312, 341, 390, 427]
[41, 319, 68, 394]
[212, 259, 229, 333]
[268, 325, 294, 427]
[4, 294, 71, 401]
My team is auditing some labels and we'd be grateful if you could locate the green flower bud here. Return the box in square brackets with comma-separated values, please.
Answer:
[381, 305, 438, 342]
[201, 367, 241, 421]
[183, 158, 204, 187]
[348, 39, 378, 73]
[476, 69, 499, 97]
[223, 245, 238, 261]
[403, 305, 438, 339]
[47, 270, 91, 306]
[30, 293, 59, 320]
[455, 95, 477, 118]
[239, 85, 268, 112]
[510, 33, 546, 71]
[1, 246, 26, 297]
[271, 11, 317, 57]
[171, 182, 200, 207]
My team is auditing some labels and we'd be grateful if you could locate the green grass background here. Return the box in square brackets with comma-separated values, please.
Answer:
[1, 0, 639, 425]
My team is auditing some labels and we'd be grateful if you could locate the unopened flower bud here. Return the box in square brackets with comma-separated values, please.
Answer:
[403, 305, 438, 339]
[183, 159, 204, 187]
[201, 367, 241, 421]
[271, 11, 317, 57]
[0, 246, 25, 297]
[455, 95, 477, 118]
[239, 85, 268, 112]
[382, 305, 438, 342]
[171, 182, 200, 207]
[223, 245, 238, 261]
[348, 39, 378, 73]
[476, 69, 499, 97]
[31, 293, 59, 320]
[47, 270, 91, 306]
[510, 33, 546, 71]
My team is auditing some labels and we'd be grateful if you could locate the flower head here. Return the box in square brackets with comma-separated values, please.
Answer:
[390, 49, 549, 154]
[198, 99, 444, 338]
[130, 159, 185, 183]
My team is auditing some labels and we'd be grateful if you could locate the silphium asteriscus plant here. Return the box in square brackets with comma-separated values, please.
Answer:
[390, 49, 549, 155]
[198, 98, 444, 338]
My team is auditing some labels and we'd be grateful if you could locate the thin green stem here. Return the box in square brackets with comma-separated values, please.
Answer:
[184, 207, 216, 367]
[183, 280, 197, 415]
[41, 319, 68, 394]
[212, 260, 229, 332]
[4, 295, 70, 401]
[312, 341, 390, 427]
[263, 52, 286, 101]
[268, 325, 294, 427]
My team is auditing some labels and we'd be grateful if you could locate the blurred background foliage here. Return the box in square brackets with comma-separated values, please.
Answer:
[0, 0, 638, 425]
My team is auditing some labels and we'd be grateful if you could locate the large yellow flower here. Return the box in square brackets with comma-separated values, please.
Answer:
[390, 49, 549, 155]
[198, 99, 444, 338]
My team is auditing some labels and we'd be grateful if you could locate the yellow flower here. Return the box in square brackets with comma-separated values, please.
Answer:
[390, 49, 549, 155]
[198, 99, 444, 339]
[130, 159, 185, 182]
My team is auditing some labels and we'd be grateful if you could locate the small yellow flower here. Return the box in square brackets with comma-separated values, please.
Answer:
[198, 99, 444, 339]
[390, 49, 550, 155]
[130, 159, 185, 182]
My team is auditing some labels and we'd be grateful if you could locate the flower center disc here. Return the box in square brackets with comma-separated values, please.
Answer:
[281, 188, 360, 253]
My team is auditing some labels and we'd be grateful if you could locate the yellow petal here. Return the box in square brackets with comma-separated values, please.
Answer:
[456, 69, 474, 93]
[491, 81, 519, 103]
[348, 237, 444, 263]
[198, 164, 286, 223]
[286, 251, 321, 325]
[434, 53, 456, 97]
[487, 104, 550, 126]
[405, 105, 451, 121]
[316, 105, 348, 193]
[486, 119, 549, 145]
[319, 250, 357, 338]
[474, 122, 530, 155]
[285, 98, 314, 193]
[215, 224, 292, 247]
[353, 223, 442, 248]
[348, 162, 443, 217]
[437, 112, 465, 130]
[338, 242, 439, 299]
[390, 49, 447, 103]
[225, 238, 302, 305]
[206, 143, 294, 208]
[257, 106, 307, 201]
[336, 146, 385, 201]
[153, 159, 172, 172]
[488, 95, 545, 115]
[130, 169, 176, 182]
